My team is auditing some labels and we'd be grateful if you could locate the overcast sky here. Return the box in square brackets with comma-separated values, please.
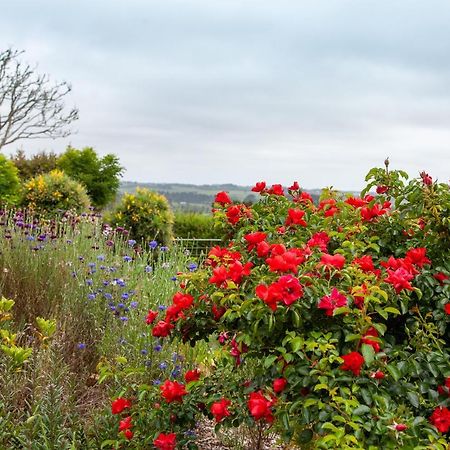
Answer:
[1, 0, 449, 190]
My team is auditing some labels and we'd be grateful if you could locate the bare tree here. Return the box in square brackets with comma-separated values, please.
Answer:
[0, 48, 78, 151]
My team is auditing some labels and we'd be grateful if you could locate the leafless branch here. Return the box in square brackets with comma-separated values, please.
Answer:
[0, 48, 79, 150]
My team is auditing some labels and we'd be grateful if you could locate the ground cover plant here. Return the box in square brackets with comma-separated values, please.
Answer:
[109, 164, 450, 449]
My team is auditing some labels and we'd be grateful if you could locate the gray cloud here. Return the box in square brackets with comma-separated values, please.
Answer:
[1, 0, 449, 189]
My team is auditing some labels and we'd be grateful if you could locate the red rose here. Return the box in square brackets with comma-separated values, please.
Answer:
[111, 397, 131, 415]
[430, 406, 450, 433]
[184, 369, 201, 383]
[318, 288, 348, 316]
[244, 232, 267, 251]
[251, 181, 266, 193]
[214, 191, 232, 206]
[267, 184, 284, 196]
[273, 378, 287, 393]
[285, 208, 307, 227]
[123, 429, 133, 440]
[153, 432, 177, 450]
[405, 247, 431, 268]
[145, 310, 158, 325]
[210, 398, 231, 422]
[361, 327, 381, 353]
[395, 423, 407, 432]
[248, 391, 274, 422]
[434, 272, 449, 285]
[376, 185, 389, 194]
[118, 416, 132, 431]
[319, 253, 346, 270]
[445, 303, 450, 315]
[340, 352, 365, 376]
[420, 171, 433, 186]
[152, 320, 174, 337]
[160, 380, 188, 403]
[370, 371, 385, 380]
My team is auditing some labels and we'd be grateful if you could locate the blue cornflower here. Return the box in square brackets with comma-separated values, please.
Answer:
[86, 279, 93, 286]
[154, 344, 163, 352]
[117, 303, 125, 309]
[171, 352, 179, 362]
[121, 293, 129, 300]
[120, 316, 128, 322]
[77, 343, 86, 350]
[99, 265, 106, 270]
[159, 361, 168, 370]
[26, 235, 35, 241]
[149, 240, 158, 250]
[87, 293, 96, 300]
[141, 349, 148, 355]
[128, 239, 136, 246]
[170, 276, 177, 281]
[123, 255, 132, 262]
[158, 305, 167, 311]
[153, 379, 161, 385]
[160, 246, 168, 252]
[145, 265, 153, 273]
[188, 262, 198, 272]
[130, 301, 138, 308]
[88, 262, 96, 268]
[171, 369, 181, 378]
[97, 254, 105, 261]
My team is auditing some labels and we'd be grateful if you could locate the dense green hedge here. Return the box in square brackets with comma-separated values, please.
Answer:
[173, 211, 221, 239]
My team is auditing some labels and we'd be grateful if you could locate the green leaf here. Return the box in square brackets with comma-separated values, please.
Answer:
[297, 429, 313, 444]
[406, 391, 419, 408]
[353, 405, 370, 416]
[264, 355, 277, 368]
[383, 307, 400, 315]
[386, 364, 401, 381]
[361, 343, 375, 365]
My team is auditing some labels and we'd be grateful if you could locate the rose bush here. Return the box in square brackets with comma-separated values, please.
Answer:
[107, 164, 450, 449]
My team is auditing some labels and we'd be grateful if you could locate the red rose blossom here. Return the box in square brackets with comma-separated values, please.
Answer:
[430, 406, 450, 433]
[153, 432, 177, 450]
[160, 380, 187, 403]
[318, 288, 348, 316]
[111, 397, 131, 415]
[248, 391, 274, 422]
[145, 310, 158, 325]
[340, 352, 365, 376]
[184, 369, 201, 383]
[214, 191, 232, 206]
[273, 378, 287, 393]
[210, 398, 231, 422]
[119, 416, 132, 431]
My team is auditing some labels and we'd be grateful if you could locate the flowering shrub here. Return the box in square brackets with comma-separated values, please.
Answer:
[22, 169, 90, 215]
[109, 165, 450, 449]
[110, 188, 174, 246]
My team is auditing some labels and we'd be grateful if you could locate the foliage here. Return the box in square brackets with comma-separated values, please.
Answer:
[21, 169, 91, 215]
[114, 168, 450, 449]
[10, 149, 58, 180]
[173, 211, 221, 239]
[109, 188, 174, 246]
[0, 154, 20, 205]
[57, 146, 124, 208]
[0, 48, 78, 151]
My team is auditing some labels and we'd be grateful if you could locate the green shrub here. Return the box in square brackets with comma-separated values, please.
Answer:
[22, 169, 90, 215]
[110, 188, 174, 245]
[0, 154, 20, 205]
[173, 211, 221, 239]
[57, 146, 124, 208]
